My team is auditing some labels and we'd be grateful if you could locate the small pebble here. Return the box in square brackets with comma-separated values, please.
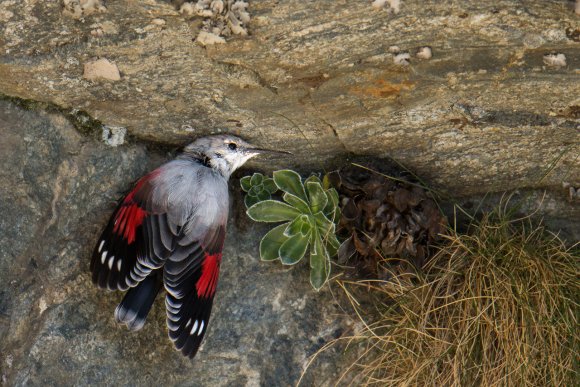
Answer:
[416, 46, 432, 59]
[543, 53, 566, 67]
[394, 52, 410, 66]
[83, 58, 121, 81]
[196, 31, 226, 46]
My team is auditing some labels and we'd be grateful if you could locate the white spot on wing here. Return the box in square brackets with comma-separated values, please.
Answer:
[197, 320, 205, 336]
[108, 256, 115, 270]
[101, 251, 107, 264]
[117, 259, 122, 271]
[185, 319, 192, 329]
[98, 240, 105, 253]
[190, 320, 199, 335]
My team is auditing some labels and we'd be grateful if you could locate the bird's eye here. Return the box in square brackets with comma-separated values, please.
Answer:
[228, 143, 237, 150]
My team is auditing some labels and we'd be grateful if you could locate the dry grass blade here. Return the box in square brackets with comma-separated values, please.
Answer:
[331, 207, 579, 386]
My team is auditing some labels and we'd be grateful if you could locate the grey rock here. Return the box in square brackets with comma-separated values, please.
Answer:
[0, 101, 353, 386]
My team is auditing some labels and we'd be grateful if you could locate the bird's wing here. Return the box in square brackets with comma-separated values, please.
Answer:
[91, 159, 230, 358]
[90, 160, 206, 291]
[91, 167, 163, 290]
[159, 167, 230, 358]
[164, 223, 227, 358]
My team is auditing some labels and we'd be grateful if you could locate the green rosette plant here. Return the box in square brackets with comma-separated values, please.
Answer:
[244, 170, 341, 290]
[240, 172, 278, 208]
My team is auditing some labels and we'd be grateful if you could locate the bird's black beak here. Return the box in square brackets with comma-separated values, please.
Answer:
[247, 147, 293, 155]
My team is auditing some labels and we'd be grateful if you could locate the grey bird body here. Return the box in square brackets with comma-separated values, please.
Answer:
[90, 134, 279, 358]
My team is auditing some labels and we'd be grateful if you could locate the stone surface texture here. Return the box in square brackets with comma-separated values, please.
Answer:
[0, 100, 352, 386]
[0, 0, 578, 195]
[0, 0, 579, 385]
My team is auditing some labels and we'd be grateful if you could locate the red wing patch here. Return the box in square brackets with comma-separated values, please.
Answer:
[111, 171, 159, 244]
[113, 204, 147, 244]
[195, 253, 222, 299]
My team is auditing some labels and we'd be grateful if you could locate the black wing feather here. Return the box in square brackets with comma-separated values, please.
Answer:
[164, 226, 226, 358]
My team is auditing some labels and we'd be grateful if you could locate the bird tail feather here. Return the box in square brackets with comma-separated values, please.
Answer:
[114, 274, 161, 331]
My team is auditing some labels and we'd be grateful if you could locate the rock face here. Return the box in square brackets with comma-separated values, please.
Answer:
[0, 0, 578, 384]
[0, 0, 578, 196]
[0, 100, 352, 385]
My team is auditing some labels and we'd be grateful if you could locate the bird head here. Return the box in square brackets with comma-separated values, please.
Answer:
[183, 134, 290, 178]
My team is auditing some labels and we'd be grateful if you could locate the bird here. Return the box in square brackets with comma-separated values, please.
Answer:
[90, 134, 288, 358]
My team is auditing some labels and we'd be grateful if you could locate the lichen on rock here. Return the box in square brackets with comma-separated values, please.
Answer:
[101, 125, 126, 147]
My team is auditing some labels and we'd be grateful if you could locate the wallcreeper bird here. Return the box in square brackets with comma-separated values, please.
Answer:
[91, 135, 287, 358]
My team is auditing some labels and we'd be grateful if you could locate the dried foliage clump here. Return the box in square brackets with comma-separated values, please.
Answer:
[337, 208, 579, 386]
[327, 165, 446, 278]
[179, 0, 251, 44]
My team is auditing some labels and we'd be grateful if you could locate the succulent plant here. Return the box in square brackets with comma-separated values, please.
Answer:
[240, 172, 278, 208]
[245, 170, 341, 290]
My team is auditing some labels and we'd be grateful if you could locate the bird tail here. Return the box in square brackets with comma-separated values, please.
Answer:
[115, 273, 162, 331]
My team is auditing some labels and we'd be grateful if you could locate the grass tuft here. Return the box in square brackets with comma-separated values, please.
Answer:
[335, 205, 579, 386]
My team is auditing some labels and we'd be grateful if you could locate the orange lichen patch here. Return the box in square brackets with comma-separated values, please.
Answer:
[350, 79, 415, 98]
